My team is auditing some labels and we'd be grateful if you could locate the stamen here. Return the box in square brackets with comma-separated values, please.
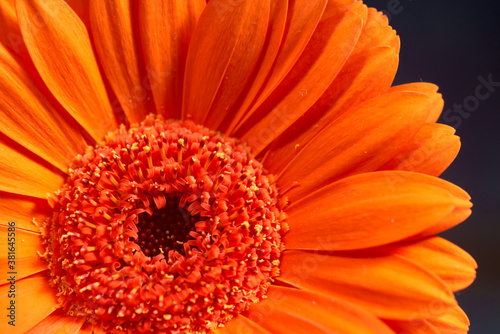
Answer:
[42, 116, 286, 333]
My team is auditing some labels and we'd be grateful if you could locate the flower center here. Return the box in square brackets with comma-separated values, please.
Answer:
[135, 193, 198, 257]
[41, 116, 287, 333]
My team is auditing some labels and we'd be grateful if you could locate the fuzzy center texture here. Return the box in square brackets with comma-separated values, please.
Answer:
[41, 116, 286, 333]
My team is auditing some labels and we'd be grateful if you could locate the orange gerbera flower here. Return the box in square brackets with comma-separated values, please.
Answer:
[0, 0, 476, 333]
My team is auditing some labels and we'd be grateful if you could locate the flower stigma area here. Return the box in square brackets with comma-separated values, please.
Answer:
[40, 115, 288, 333]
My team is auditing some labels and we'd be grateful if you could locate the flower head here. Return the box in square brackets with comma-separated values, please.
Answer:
[43, 117, 285, 332]
[0, 0, 475, 333]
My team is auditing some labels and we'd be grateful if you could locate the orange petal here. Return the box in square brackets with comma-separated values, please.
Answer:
[140, 0, 204, 119]
[388, 82, 443, 123]
[427, 304, 470, 333]
[262, 6, 400, 171]
[0, 1, 86, 120]
[355, 8, 400, 52]
[381, 169, 471, 200]
[384, 319, 439, 334]
[427, 93, 445, 123]
[0, 275, 59, 333]
[386, 305, 469, 334]
[0, 224, 47, 284]
[380, 171, 472, 237]
[217, 315, 271, 334]
[279, 250, 457, 319]
[198, 0, 273, 130]
[225, 0, 328, 132]
[182, 0, 270, 126]
[235, 2, 365, 153]
[0, 138, 64, 198]
[0, 192, 49, 231]
[419, 206, 472, 237]
[277, 91, 431, 201]
[65, 0, 91, 28]
[388, 82, 439, 95]
[0, 0, 31, 61]
[284, 171, 470, 250]
[245, 285, 393, 333]
[16, 0, 117, 141]
[217, 0, 288, 133]
[264, 45, 398, 172]
[378, 123, 460, 177]
[389, 237, 477, 291]
[89, 0, 154, 124]
[27, 308, 85, 334]
[0, 44, 87, 172]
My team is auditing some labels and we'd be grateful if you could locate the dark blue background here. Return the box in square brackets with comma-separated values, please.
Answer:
[363, 0, 500, 332]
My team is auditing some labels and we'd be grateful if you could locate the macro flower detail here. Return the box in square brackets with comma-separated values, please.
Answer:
[42, 117, 285, 332]
[0, 0, 476, 333]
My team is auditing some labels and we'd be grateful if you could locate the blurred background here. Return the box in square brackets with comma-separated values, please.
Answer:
[364, 0, 500, 332]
